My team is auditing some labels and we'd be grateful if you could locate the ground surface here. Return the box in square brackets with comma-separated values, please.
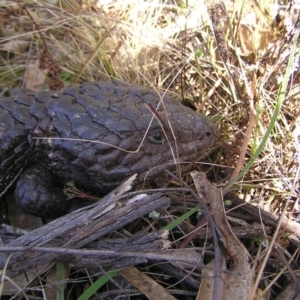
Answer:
[0, 0, 300, 299]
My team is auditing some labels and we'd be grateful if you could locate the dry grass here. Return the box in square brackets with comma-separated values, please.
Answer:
[1, 0, 300, 299]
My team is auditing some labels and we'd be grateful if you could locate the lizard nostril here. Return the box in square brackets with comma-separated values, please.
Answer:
[205, 131, 212, 138]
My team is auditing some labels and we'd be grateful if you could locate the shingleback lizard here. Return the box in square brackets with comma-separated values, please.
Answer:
[0, 80, 218, 218]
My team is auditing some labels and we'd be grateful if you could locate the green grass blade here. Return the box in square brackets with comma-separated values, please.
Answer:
[56, 260, 65, 300]
[162, 205, 200, 231]
[224, 28, 300, 191]
[78, 268, 119, 300]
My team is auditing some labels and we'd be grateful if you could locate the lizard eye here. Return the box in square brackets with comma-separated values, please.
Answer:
[149, 132, 164, 144]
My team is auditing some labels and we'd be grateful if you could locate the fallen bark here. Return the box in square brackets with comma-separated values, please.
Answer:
[0, 175, 171, 278]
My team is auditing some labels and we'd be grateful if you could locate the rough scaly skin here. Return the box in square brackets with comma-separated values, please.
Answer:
[0, 80, 218, 217]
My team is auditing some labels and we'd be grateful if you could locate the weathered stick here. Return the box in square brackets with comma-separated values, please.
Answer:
[0, 175, 171, 277]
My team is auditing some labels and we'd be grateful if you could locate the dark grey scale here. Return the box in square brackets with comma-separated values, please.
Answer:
[0, 79, 219, 218]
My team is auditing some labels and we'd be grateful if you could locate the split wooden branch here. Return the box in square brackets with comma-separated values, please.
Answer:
[0, 175, 171, 278]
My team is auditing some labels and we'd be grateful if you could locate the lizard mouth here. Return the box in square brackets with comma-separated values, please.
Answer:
[140, 134, 219, 184]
